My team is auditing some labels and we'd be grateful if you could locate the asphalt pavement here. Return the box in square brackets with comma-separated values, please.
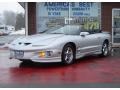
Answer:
[0, 48, 120, 88]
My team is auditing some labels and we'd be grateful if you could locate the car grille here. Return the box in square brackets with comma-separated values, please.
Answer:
[18, 42, 31, 46]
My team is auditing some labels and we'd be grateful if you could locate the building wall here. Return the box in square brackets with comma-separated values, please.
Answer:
[101, 2, 120, 33]
[28, 2, 36, 35]
[27, 2, 120, 35]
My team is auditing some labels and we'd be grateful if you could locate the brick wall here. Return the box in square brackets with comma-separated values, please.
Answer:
[101, 2, 120, 33]
[28, 2, 36, 35]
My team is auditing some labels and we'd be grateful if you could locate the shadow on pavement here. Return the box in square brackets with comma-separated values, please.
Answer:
[19, 55, 104, 68]
[19, 61, 64, 68]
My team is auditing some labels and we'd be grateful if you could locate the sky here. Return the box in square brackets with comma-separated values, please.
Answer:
[0, 2, 24, 14]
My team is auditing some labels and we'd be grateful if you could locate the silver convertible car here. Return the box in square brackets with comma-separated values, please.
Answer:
[9, 25, 111, 65]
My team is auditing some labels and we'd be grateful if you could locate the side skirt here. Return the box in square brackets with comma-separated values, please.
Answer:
[76, 50, 102, 59]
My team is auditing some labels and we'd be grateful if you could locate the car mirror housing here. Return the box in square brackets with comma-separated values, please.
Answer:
[80, 32, 89, 37]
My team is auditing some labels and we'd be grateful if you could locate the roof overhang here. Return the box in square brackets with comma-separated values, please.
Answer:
[19, 2, 25, 9]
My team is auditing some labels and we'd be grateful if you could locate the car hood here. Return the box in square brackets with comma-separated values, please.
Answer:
[13, 34, 64, 46]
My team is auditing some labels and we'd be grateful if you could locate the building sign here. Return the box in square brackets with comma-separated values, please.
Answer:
[37, 2, 101, 17]
[70, 2, 100, 17]
[37, 2, 69, 17]
[36, 2, 101, 33]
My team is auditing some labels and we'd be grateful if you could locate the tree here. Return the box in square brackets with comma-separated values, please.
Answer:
[3, 11, 16, 26]
[15, 13, 25, 30]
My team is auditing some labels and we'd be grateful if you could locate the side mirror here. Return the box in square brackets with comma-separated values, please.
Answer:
[80, 32, 89, 37]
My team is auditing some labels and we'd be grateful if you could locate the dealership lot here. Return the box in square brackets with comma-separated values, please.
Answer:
[0, 35, 23, 48]
[0, 48, 120, 87]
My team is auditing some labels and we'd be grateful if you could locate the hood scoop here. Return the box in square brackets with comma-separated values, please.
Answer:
[18, 42, 31, 46]
[24, 43, 31, 46]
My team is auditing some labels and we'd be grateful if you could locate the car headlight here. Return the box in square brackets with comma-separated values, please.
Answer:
[38, 51, 53, 58]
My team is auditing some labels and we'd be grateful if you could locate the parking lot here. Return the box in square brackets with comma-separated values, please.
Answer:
[0, 48, 120, 87]
[0, 35, 23, 48]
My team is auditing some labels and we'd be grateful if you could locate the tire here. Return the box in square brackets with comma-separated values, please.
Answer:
[100, 41, 109, 57]
[62, 44, 75, 65]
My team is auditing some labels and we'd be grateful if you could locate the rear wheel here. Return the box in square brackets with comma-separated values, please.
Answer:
[100, 42, 109, 57]
[62, 44, 75, 65]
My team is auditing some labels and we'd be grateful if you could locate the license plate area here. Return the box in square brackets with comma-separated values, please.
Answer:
[14, 50, 24, 58]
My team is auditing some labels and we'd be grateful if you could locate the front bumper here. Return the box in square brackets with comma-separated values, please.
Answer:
[10, 49, 62, 63]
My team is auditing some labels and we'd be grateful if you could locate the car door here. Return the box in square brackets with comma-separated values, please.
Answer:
[77, 31, 99, 54]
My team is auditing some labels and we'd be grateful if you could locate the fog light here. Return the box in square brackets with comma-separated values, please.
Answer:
[46, 51, 53, 56]
[39, 51, 45, 57]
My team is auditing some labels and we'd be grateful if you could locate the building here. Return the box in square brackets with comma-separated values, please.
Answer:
[21, 2, 120, 47]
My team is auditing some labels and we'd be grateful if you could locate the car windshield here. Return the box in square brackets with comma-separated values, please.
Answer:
[39, 25, 81, 35]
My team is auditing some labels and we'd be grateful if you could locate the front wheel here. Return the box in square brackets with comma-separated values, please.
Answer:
[62, 44, 75, 65]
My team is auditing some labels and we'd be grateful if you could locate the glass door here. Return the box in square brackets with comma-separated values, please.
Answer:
[112, 9, 120, 45]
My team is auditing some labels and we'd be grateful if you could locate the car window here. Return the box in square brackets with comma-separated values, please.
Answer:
[89, 29, 101, 34]
[81, 29, 101, 34]
[63, 25, 81, 35]
[42, 25, 81, 35]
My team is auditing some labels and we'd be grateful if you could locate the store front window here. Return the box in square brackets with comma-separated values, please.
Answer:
[36, 2, 101, 33]
[112, 9, 120, 45]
